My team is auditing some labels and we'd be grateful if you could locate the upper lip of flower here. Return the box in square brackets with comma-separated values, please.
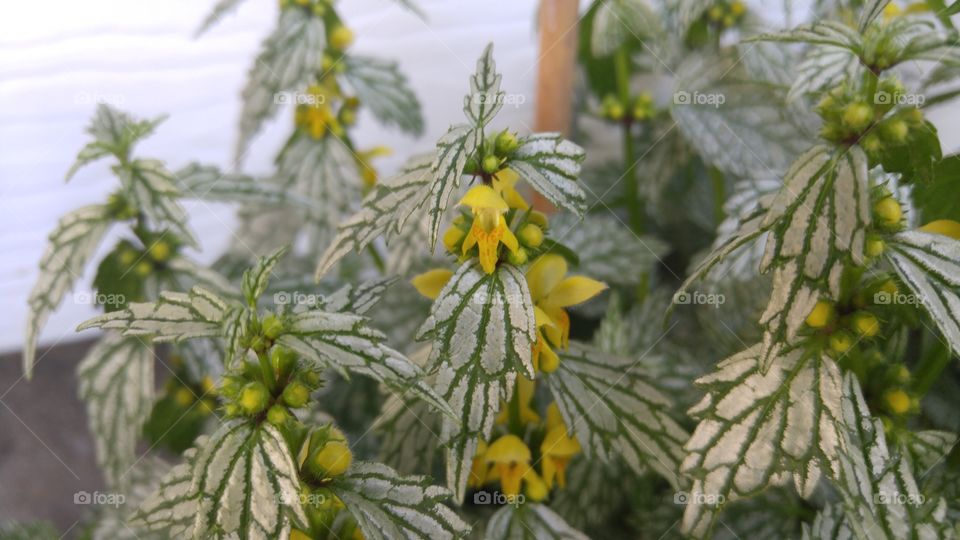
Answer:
[458, 185, 520, 274]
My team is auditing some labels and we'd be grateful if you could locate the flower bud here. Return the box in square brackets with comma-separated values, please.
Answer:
[873, 197, 902, 228]
[262, 314, 285, 340]
[507, 247, 528, 266]
[239, 382, 270, 415]
[149, 241, 172, 263]
[443, 226, 466, 253]
[267, 404, 292, 427]
[880, 119, 908, 144]
[518, 224, 544, 248]
[828, 330, 854, 354]
[851, 311, 880, 338]
[842, 102, 873, 131]
[283, 381, 311, 408]
[135, 260, 153, 277]
[495, 131, 520, 156]
[865, 236, 885, 258]
[883, 388, 911, 415]
[271, 346, 298, 375]
[481, 155, 501, 174]
[310, 441, 352, 478]
[329, 26, 354, 50]
[805, 300, 834, 329]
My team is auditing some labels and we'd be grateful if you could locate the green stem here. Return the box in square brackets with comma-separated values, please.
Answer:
[257, 349, 277, 393]
[912, 338, 951, 396]
[367, 245, 386, 273]
[614, 47, 643, 234]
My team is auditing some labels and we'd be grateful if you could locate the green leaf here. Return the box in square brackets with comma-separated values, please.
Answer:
[90, 456, 171, 540]
[273, 135, 359, 230]
[876, 120, 942, 184]
[235, 8, 324, 159]
[681, 345, 846, 538]
[549, 458, 635, 530]
[195, 0, 245, 35]
[427, 124, 479, 250]
[912, 154, 960, 222]
[0, 521, 59, 540]
[757, 146, 871, 369]
[119, 159, 197, 246]
[885, 230, 960, 358]
[547, 342, 688, 488]
[66, 104, 167, 178]
[333, 461, 470, 539]
[747, 21, 862, 51]
[166, 256, 236, 300]
[315, 277, 396, 315]
[463, 43, 503, 128]
[485, 504, 589, 540]
[315, 153, 435, 279]
[508, 133, 587, 216]
[242, 246, 287, 307]
[173, 162, 317, 210]
[275, 310, 455, 419]
[591, 0, 661, 57]
[24, 204, 113, 378]
[859, 0, 892, 32]
[342, 55, 425, 136]
[786, 43, 862, 102]
[373, 384, 441, 475]
[132, 422, 307, 538]
[550, 214, 667, 287]
[415, 262, 537, 500]
[77, 335, 154, 490]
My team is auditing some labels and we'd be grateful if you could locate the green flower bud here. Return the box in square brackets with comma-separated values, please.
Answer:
[267, 404, 292, 426]
[282, 381, 311, 408]
[481, 155, 501, 174]
[495, 130, 520, 155]
[518, 223, 544, 248]
[880, 119, 908, 144]
[507, 247, 528, 266]
[842, 102, 873, 132]
[238, 382, 270, 415]
[262, 314, 284, 340]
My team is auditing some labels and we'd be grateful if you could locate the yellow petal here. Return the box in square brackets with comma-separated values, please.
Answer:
[526, 254, 568, 301]
[541, 425, 581, 457]
[501, 223, 520, 254]
[485, 434, 531, 464]
[493, 168, 520, 188]
[473, 225, 503, 274]
[544, 276, 608, 308]
[459, 185, 509, 211]
[534, 306, 556, 328]
[539, 339, 560, 373]
[920, 219, 960, 240]
[410, 269, 453, 300]
[502, 187, 530, 210]
[541, 458, 557, 489]
[545, 402, 564, 430]
[523, 468, 549, 501]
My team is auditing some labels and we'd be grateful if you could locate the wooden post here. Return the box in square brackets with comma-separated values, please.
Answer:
[532, 0, 580, 211]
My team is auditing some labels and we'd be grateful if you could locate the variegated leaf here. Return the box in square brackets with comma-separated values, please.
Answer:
[485, 504, 589, 540]
[757, 146, 870, 369]
[427, 124, 478, 249]
[859, 0, 891, 31]
[166, 256, 236, 300]
[173, 162, 315, 209]
[463, 43, 503, 127]
[67, 104, 166, 180]
[550, 214, 668, 286]
[195, 0, 245, 35]
[119, 159, 197, 246]
[77, 335, 154, 490]
[276, 310, 455, 419]
[374, 390, 440, 476]
[316, 277, 396, 315]
[133, 422, 307, 538]
[385, 214, 431, 276]
[748, 21, 862, 51]
[787, 43, 863, 102]
[235, 7, 324, 159]
[315, 153, 435, 279]
[667, 0, 714, 38]
[591, 0, 661, 57]
[24, 204, 113, 378]
[90, 456, 171, 540]
[828, 373, 953, 540]
[885, 230, 960, 357]
[508, 133, 587, 216]
[334, 461, 470, 540]
[547, 342, 688, 488]
[242, 246, 286, 306]
[416, 262, 536, 500]
[342, 55, 424, 136]
[78, 286, 230, 342]
[549, 458, 634, 530]
[681, 344, 846, 538]
[671, 53, 811, 178]
[274, 135, 358, 230]
[902, 430, 958, 474]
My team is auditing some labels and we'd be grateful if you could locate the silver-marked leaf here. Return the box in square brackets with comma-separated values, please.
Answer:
[886, 230, 960, 357]
[787, 43, 863, 102]
[235, 8, 324, 159]
[667, 0, 714, 38]
[90, 456, 171, 540]
[681, 344, 846, 538]
[166, 256, 236, 300]
[315, 277, 396, 315]
[277, 310, 455, 419]
[78, 286, 230, 342]
[119, 159, 197, 246]
[374, 390, 440, 476]
[173, 162, 315, 210]
[132, 422, 306, 538]
[242, 246, 286, 306]
[385, 214, 431, 276]
[748, 21, 862, 51]
[549, 458, 634, 530]
[24, 204, 113, 378]
[315, 153, 435, 279]
[550, 214, 668, 286]
[416, 262, 536, 500]
[902, 430, 958, 474]
[547, 342, 688, 488]
[274, 135, 359, 231]
[671, 53, 812, 178]
[427, 124, 478, 249]
[757, 146, 870, 369]
[77, 334, 154, 489]
[829, 373, 953, 540]
[342, 55, 424, 136]
[508, 133, 587, 216]
[859, 0, 892, 31]
[485, 503, 588, 540]
[334, 461, 470, 540]
[591, 0, 661, 57]
[195, 0, 245, 35]
[463, 43, 503, 127]
[66, 104, 167, 179]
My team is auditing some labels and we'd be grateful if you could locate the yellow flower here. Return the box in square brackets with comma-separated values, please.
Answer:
[356, 146, 391, 190]
[540, 424, 581, 489]
[545, 402, 564, 430]
[496, 376, 541, 426]
[920, 219, 960, 240]
[526, 255, 607, 371]
[411, 269, 453, 300]
[460, 185, 520, 274]
[484, 434, 531, 497]
[468, 439, 490, 489]
[491, 169, 529, 210]
[523, 468, 549, 502]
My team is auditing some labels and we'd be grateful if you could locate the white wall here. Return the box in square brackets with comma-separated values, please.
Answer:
[0, 0, 541, 354]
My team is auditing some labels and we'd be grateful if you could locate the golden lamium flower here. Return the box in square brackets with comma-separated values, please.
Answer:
[495, 376, 540, 426]
[468, 439, 490, 489]
[410, 268, 453, 300]
[540, 424, 581, 489]
[459, 185, 520, 274]
[491, 168, 529, 210]
[484, 434, 531, 497]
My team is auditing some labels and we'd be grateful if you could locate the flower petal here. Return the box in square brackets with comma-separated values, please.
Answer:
[544, 276, 608, 308]
[410, 269, 453, 300]
[526, 254, 567, 301]
[459, 184, 509, 211]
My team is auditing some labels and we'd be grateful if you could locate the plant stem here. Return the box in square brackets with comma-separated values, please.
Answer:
[614, 47, 643, 234]
[913, 336, 951, 396]
[257, 349, 277, 393]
